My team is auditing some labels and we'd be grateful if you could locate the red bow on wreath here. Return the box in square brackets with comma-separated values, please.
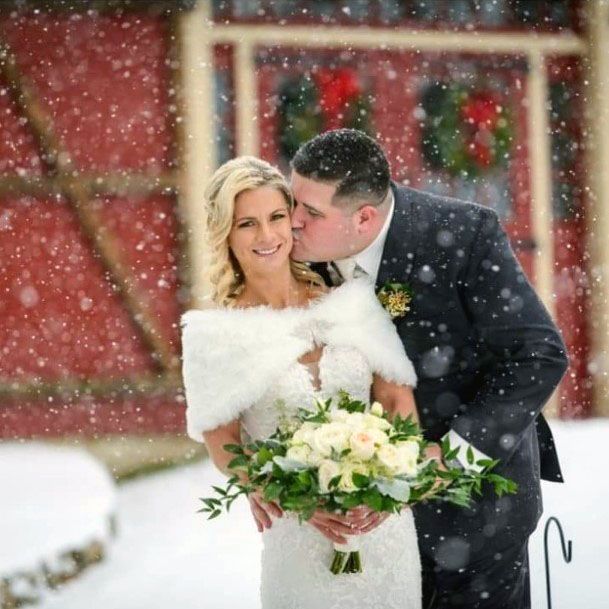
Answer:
[314, 67, 362, 130]
[461, 91, 503, 168]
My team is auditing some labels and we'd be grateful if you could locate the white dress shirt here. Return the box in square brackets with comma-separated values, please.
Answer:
[333, 190, 395, 282]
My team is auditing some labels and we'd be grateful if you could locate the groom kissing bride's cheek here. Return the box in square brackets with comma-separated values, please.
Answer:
[181, 129, 568, 609]
[288, 129, 568, 608]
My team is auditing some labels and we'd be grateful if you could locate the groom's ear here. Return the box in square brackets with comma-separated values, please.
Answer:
[354, 204, 379, 234]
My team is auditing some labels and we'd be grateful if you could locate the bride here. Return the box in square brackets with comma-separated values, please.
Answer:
[181, 156, 427, 609]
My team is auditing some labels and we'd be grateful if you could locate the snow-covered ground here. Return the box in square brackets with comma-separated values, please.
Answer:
[0, 443, 116, 577]
[8, 420, 608, 609]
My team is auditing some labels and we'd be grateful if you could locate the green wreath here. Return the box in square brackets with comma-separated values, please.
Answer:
[278, 72, 371, 162]
[421, 82, 513, 179]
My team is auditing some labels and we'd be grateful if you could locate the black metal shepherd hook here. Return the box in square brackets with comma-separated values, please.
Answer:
[543, 516, 573, 609]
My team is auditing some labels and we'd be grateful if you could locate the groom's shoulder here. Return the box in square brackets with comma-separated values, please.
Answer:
[394, 183, 498, 228]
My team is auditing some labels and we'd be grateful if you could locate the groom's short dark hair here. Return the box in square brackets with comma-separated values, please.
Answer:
[291, 129, 390, 207]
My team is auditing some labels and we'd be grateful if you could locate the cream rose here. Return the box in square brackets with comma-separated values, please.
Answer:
[328, 408, 350, 423]
[367, 427, 389, 446]
[376, 443, 402, 474]
[370, 401, 384, 417]
[286, 444, 312, 465]
[292, 421, 318, 447]
[312, 422, 351, 457]
[318, 459, 341, 493]
[349, 430, 377, 460]
[306, 450, 325, 467]
[363, 413, 392, 431]
[395, 441, 420, 477]
[343, 412, 366, 430]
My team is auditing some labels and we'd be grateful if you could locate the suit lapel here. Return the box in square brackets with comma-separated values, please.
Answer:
[375, 182, 418, 291]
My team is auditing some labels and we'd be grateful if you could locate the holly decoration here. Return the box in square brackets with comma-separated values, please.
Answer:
[278, 67, 371, 161]
[421, 82, 512, 178]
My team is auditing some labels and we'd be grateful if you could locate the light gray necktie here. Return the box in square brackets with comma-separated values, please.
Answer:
[331, 259, 367, 284]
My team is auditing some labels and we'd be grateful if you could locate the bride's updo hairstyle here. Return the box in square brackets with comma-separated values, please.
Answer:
[204, 156, 323, 306]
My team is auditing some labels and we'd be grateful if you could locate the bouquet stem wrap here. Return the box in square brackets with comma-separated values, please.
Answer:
[331, 536, 362, 574]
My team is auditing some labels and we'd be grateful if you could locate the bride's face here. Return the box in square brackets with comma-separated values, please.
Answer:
[228, 186, 293, 278]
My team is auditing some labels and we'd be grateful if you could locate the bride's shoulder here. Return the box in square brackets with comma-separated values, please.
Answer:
[313, 278, 379, 315]
[180, 299, 300, 346]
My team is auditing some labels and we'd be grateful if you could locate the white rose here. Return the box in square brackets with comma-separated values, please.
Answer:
[370, 401, 384, 417]
[286, 444, 311, 465]
[312, 422, 351, 457]
[396, 440, 420, 460]
[328, 408, 350, 423]
[363, 412, 392, 431]
[395, 441, 420, 477]
[376, 443, 401, 474]
[292, 422, 318, 447]
[338, 462, 370, 493]
[344, 412, 366, 430]
[368, 427, 389, 446]
[349, 430, 377, 460]
[306, 450, 325, 467]
[318, 459, 341, 493]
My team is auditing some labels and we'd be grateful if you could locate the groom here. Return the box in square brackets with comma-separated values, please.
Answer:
[289, 129, 568, 608]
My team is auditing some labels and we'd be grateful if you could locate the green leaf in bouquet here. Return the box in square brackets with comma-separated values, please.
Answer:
[273, 455, 309, 472]
[391, 413, 420, 437]
[362, 489, 383, 512]
[211, 486, 227, 496]
[436, 469, 456, 480]
[272, 462, 286, 479]
[443, 447, 460, 462]
[223, 443, 244, 455]
[256, 446, 274, 466]
[227, 455, 249, 470]
[341, 494, 362, 509]
[352, 473, 370, 489]
[208, 509, 222, 520]
[297, 470, 312, 489]
[466, 446, 475, 465]
[371, 477, 411, 502]
[336, 390, 366, 413]
[328, 474, 342, 491]
[301, 504, 316, 521]
[264, 481, 283, 502]
[444, 487, 471, 508]
[476, 458, 498, 469]
[382, 495, 398, 512]
[200, 497, 221, 509]
[264, 438, 284, 450]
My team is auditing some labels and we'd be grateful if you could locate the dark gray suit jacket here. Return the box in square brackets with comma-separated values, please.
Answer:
[370, 183, 569, 555]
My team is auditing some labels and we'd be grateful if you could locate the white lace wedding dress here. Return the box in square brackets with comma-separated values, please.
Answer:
[181, 279, 422, 609]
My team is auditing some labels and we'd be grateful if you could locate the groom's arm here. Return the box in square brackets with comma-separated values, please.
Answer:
[448, 208, 569, 464]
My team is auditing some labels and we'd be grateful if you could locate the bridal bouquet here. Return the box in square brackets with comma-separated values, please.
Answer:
[199, 391, 517, 574]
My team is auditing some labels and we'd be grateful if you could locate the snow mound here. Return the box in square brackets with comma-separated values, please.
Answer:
[0, 442, 117, 577]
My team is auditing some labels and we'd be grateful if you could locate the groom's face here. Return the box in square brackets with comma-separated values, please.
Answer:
[290, 172, 359, 262]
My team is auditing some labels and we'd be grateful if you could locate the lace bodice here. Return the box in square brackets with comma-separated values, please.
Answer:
[241, 329, 372, 441]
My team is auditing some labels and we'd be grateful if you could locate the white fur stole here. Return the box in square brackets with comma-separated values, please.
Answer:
[180, 279, 417, 442]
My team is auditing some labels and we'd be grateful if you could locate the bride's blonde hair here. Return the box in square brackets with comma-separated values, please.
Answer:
[204, 156, 324, 306]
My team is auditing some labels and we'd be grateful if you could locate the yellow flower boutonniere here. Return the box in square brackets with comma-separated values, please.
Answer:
[377, 282, 413, 320]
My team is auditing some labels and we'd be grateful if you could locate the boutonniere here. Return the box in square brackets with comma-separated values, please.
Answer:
[377, 282, 413, 320]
